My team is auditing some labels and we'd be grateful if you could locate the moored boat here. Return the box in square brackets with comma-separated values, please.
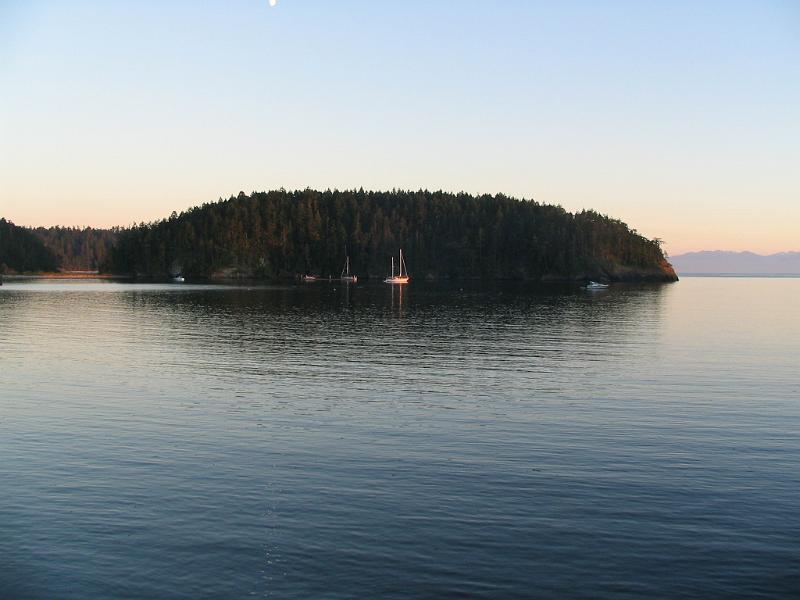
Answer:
[340, 255, 357, 283]
[583, 280, 609, 289]
[384, 249, 410, 284]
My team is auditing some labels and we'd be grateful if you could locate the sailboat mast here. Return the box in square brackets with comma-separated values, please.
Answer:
[391, 256, 395, 278]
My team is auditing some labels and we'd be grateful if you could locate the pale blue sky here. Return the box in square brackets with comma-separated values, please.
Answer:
[1, 0, 798, 253]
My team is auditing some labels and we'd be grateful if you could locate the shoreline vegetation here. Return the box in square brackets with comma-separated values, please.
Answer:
[2, 190, 677, 283]
[2, 272, 123, 280]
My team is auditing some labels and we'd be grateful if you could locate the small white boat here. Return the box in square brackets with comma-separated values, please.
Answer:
[171, 275, 185, 283]
[302, 274, 318, 282]
[583, 280, 609, 289]
[384, 249, 410, 284]
[340, 255, 357, 283]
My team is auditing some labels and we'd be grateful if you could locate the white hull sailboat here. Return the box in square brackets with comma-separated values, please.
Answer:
[340, 255, 357, 283]
[384, 249, 410, 284]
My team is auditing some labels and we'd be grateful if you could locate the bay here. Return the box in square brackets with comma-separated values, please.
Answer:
[1, 277, 798, 598]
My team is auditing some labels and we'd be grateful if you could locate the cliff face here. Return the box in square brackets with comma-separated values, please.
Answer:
[597, 258, 678, 282]
[105, 189, 676, 283]
[542, 258, 678, 283]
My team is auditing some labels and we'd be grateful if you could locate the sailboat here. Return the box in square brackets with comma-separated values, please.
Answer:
[384, 249, 410, 284]
[340, 255, 357, 283]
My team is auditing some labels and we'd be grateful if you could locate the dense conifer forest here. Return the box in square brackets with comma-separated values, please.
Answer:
[32, 226, 118, 271]
[0, 218, 59, 273]
[103, 189, 677, 282]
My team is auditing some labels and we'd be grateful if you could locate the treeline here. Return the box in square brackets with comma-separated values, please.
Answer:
[105, 189, 676, 281]
[33, 226, 118, 271]
[0, 218, 59, 273]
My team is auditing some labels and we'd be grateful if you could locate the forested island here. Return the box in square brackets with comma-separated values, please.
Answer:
[0, 218, 59, 273]
[32, 226, 117, 272]
[0, 219, 116, 274]
[2, 190, 677, 282]
[104, 189, 676, 282]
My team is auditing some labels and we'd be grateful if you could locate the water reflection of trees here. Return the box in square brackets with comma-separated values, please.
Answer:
[115, 283, 671, 400]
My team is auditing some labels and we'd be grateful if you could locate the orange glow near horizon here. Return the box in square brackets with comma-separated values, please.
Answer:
[2, 186, 797, 257]
[2, 1, 798, 256]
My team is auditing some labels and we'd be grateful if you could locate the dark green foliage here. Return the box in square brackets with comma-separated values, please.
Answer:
[0, 218, 59, 273]
[104, 189, 674, 281]
[33, 226, 118, 271]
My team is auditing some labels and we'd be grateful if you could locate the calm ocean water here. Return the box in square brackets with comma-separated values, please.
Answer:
[1, 277, 798, 599]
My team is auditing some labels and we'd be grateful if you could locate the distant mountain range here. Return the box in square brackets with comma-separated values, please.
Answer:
[670, 251, 800, 274]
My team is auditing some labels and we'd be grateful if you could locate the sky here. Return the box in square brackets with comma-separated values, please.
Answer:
[1, 0, 798, 255]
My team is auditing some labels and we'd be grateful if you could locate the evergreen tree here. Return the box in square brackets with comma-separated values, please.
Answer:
[0, 219, 60, 273]
[102, 189, 677, 282]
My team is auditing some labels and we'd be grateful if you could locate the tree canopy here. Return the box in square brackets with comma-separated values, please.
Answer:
[33, 226, 118, 271]
[103, 189, 676, 282]
[0, 218, 59, 273]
